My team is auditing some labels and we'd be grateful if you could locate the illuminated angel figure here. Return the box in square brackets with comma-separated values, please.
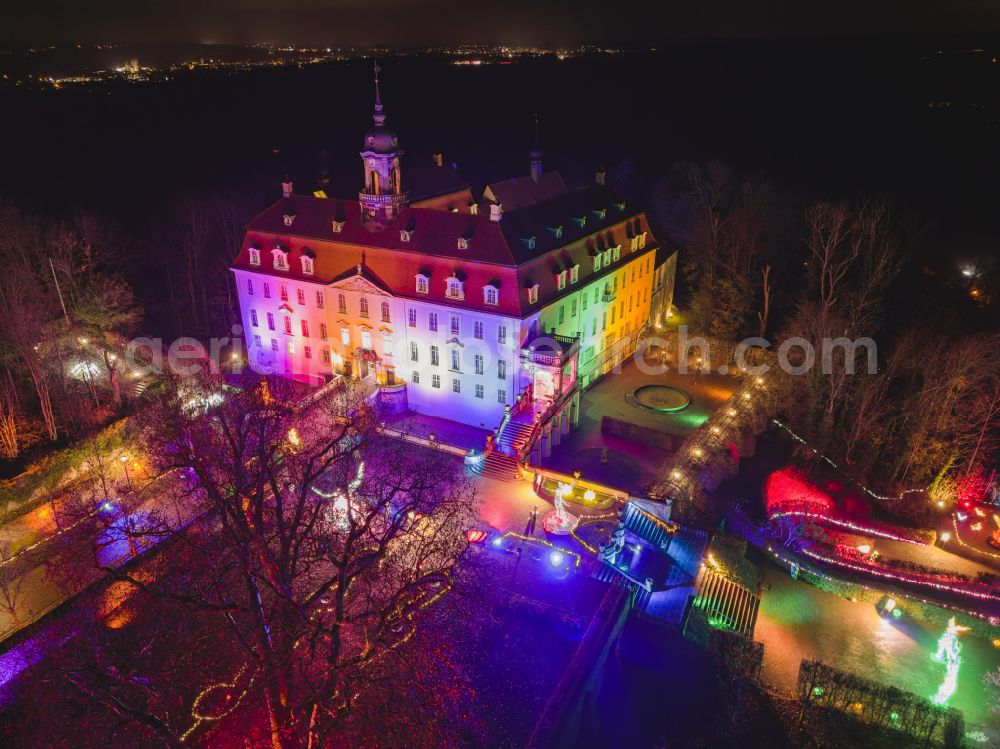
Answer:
[543, 482, 578, 535]
[931, 616, 970, 705]
[554, 483, 572, 524]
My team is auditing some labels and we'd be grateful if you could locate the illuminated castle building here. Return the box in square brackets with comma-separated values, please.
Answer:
[231, 68, 675, 432]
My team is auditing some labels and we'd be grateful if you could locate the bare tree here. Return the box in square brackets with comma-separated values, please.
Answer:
[73, 373, 482, 748]
[757, 264, 771, 339]
[0, 549, 28, 635]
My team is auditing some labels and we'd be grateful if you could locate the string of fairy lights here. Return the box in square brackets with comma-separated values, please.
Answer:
[0, 505, 105, 568]
[762, 543, 997, 625]
[772, 417, 1000, 573]
[768, 509, 927, 545]
[950, 515, 1000, 562]
[772, 418, 928, 503]
[798, 546, 1000, 602]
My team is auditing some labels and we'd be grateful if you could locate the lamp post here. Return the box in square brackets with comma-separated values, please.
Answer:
[120, 454, 133, 491]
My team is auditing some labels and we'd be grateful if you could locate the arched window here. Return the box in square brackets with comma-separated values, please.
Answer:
[381, 301, 391, 322]
[359, 297, 369, 318]
[301, 256, 314, 275]
[483, 286, 499, 306]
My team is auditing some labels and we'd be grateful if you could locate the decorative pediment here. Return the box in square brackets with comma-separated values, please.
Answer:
[330, 274, 391, 297]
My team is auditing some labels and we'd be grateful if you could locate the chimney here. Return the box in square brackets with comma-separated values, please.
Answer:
[595, 169, 606, 186]
[281, 180, 294, 198]
[432, 152, 444, 167]
[489, 203, 503, 222]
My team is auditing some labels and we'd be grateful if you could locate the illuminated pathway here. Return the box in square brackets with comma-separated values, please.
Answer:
[0, 468, 193, 643]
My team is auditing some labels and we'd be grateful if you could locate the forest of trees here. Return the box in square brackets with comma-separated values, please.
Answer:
[0, 191, 256, 466]
[647, 161, 1000, 504]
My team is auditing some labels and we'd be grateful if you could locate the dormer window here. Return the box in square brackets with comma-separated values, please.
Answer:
[400, 229, 413, 242]
[556, 270, 567, 290]
[594, 254, 602, 271]
[613, 245, 621, 261]
[282, 213, 296, 227]
[548, 225, 564, 239]
[484, 285, 499, 306]
[415, 274, 429, 294]
[570, 264, 580, 284]
[331, 219, 345, 234]
[457, 237, 470, 250]
[603, 248, 612, 266]
[272, 247, 289, 271]
[301, 256, 314, 275]
[592, 208, 607, 221]
[445, 276, 464, 300]
[638, 231, 647, 249]
[613, 201, 626, 212]
[572, 216, 587, 228]
[248, 247, 261, 266]
[520, 236, 536, 251]
[469, 203, 479, 216]
[527, 284, 540, 305]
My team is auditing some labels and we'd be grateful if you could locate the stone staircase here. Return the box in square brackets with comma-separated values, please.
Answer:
[691, 566, 760, 637]
[593, 562, 653, 613]
[468, 451, 521, 482]
[496, 414, 536, 457]
[621, 502, 674, 550]
[126, 376, 153, 400]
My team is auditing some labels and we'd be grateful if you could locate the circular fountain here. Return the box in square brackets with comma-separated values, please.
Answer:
[629, 384, 691, 413]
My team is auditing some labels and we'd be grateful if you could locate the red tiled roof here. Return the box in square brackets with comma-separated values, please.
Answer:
[483, 171, 568, 212]
[233, 186, 655, 318]
[248, 197, 516, 264]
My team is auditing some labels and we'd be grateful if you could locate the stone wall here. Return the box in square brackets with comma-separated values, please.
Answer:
[601, 415, 681, 451]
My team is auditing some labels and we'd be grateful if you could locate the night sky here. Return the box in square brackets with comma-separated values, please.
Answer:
[4, 0, 1000, 45]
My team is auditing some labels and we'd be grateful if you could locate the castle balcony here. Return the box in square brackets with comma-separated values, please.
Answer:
[358, 191, 409, 206]
[521, 332, 580, 369]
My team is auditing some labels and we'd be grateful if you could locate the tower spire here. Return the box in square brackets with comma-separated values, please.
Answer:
[530, 112, 543, 183]
[360, 60, 406, 229]
[373, 59, 384, 123]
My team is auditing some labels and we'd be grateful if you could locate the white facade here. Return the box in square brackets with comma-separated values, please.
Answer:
[396, 298, 521, 428]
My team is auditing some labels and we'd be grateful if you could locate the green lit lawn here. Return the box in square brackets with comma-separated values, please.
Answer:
[754, 561, 1000, 730]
